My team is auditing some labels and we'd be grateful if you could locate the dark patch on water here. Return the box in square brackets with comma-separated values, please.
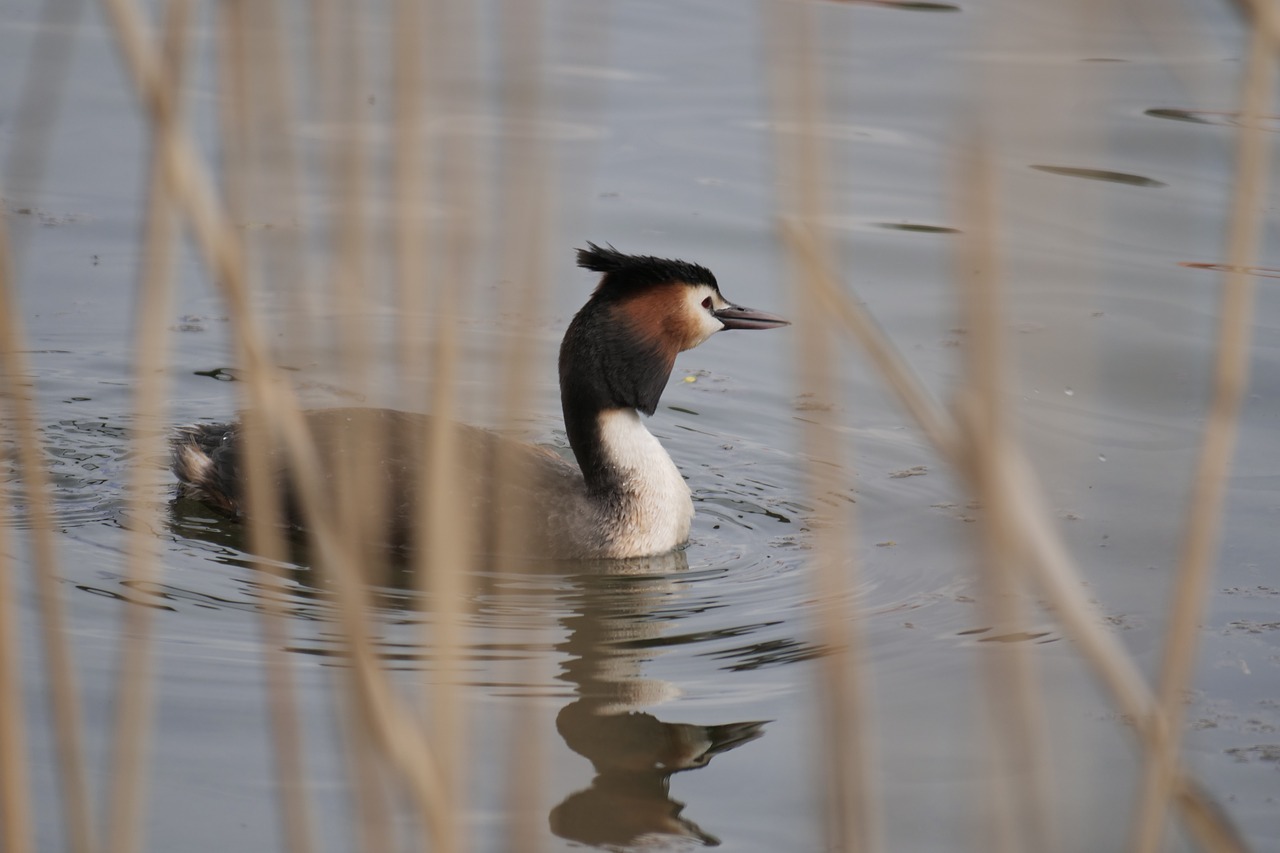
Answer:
[1030, 164, 1167, 187]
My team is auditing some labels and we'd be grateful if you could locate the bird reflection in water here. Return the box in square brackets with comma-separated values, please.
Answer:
[551, 550, 768, 848]
[163, 505, 770, 847]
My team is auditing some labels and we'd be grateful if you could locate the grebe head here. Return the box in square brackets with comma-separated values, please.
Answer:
[560, 243, 788, 441]
[563, 244, 790, 413]
[575, 242, 790, 353]
[564, 244, 789, 415]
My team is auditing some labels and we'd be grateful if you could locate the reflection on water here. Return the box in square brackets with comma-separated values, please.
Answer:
[875, 221, 960, 234]
[160, 507, 780, 846]
[551, 709, 765, 846]
[1029, 164, 1168, 188]
[145, 494, 1027, 849]
[955, 625, 1058, 644]
[822, 0, 960, 11]
[1145, 107, 1280, 131]
[552, 557, 768, 847]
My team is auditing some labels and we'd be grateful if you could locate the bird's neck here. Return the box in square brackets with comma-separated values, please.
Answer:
[563, 400, 680, 498]
[559, 351, 691, 532]
[571, 407, 679, 494]
[566, 407, 693, 556]
[558, 304, 679, 495]
[557, 306, 692, 554]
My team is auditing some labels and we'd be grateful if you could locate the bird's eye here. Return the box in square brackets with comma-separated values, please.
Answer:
[702, 296, 713, 310]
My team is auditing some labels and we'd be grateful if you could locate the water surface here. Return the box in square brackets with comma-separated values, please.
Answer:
[4, 0, 1278, 851]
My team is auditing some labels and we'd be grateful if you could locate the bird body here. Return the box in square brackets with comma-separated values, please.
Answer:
[172, 244, 788, 559]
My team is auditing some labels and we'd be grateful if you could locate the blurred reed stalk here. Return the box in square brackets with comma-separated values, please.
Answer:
[0, 217, 37, 853]
[103, 4, 197, 853]
[311, 8, 406, 847]
[490, 2, 557, 849]
[769, 1, 1257, 850]
[214, 3, 316, 852]
[953, 143, 1055, 853]
[0, 4, 95, 852]
[413, 5, 478, 849]
[765, 5, 882, 852]
[1131, 13, 1275, 853]
[98, 0, 461, 848]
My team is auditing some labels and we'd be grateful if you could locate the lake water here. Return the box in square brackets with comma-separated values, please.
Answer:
[3, 0, 1278, 851]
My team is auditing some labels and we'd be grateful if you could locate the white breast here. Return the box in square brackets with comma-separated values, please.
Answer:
[596, 409, 694, 556]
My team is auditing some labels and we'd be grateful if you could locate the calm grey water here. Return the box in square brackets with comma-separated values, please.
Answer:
[3, 0, 1279, 851]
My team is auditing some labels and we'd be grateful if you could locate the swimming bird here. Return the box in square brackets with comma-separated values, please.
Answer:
[172, 243, 789, 559]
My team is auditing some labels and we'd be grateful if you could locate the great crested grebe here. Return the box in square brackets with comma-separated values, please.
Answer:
[172, 244, 789, 559]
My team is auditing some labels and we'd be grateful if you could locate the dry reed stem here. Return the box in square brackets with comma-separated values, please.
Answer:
[348, 721, 395, 853]
[99, 0, 455, 842]
[493, 4, 556, 850]
[0, 75, 99, 853]
[0, 11, 98, 851]
[397, 24, 445, 831]
[392, 0, 430, 400]
[1175, 774, 1252, 853]
[783, 222, 958, 456]
[778, 221, 1246, 847]
[785, 213, 1153, 694]
[418, 165, 471, 853]
[789, 238, 879, 853]
[407, 6, 492, 852]
[0, 216, 35, 853]
[214, 4, 317, 853]
[388, 5, 438, 842]
[0, 474, 33, 853]
[492, 0, 554, 562]
[1239, 0, 1280, 51]
[954, 142, 1055, 853]
[1131, 21, 1275, 853]
[233, 194, 453, 853]
[265, 405, 452, 841]
[103, 4, 193, 853]
[766, 5, 881, 851]
[766, 3, 1258, 836]
[314, 7, 403, 847]
[382, 11, 464, 852]
[232, 383, 453, 842]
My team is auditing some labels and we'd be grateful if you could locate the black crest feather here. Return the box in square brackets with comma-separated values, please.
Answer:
[576, 242, 717, 297]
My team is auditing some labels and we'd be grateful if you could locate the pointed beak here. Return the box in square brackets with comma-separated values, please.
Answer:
[713, 304, 791, 331]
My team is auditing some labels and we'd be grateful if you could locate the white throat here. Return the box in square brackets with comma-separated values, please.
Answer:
[595, 409, 693, 556]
